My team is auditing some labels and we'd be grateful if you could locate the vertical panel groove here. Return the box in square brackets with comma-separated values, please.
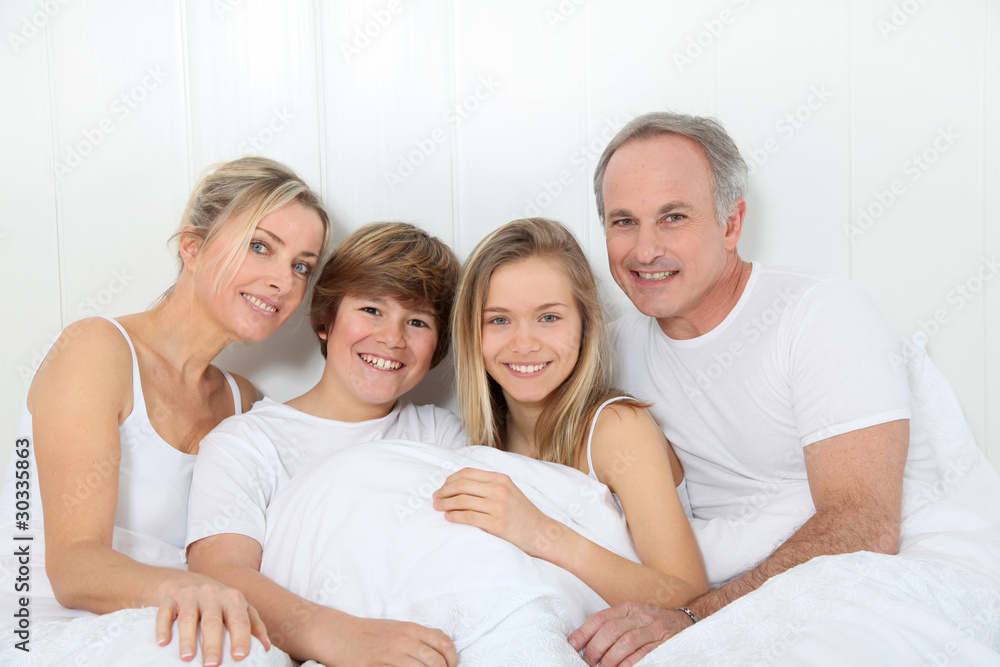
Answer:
[312, 0, 328, 207]
[581, 1, 591, 254]
[448, 0, 460, 248]
[980, 0, 991, 448]
[845, 0, 853, 281]
[179, 0, 194, 190]
[43, 3, 64, 329]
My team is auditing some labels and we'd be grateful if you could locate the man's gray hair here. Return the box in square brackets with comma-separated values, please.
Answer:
[593, 111, 749, 226]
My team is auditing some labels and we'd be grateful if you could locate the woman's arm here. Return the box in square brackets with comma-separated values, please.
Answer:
[434, 404, 707, 608]
[582, 404, 708, 605]
[30, 318, 266, 664]
[188, 533, 458, 667]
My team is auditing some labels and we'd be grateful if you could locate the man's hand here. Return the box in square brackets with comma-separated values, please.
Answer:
[568, 602, 693, 667]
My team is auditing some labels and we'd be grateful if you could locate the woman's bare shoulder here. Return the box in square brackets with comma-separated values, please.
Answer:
[28, 317, 134, 414]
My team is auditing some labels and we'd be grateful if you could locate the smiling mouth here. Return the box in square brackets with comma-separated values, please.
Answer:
[635, 270, 678, 281]
[360, 353, 403, 371]
[242, 293, 277, 313]
[505, 362, 550, 374]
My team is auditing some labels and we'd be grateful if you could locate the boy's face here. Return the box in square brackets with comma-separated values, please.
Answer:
[318, 293, 439, 420]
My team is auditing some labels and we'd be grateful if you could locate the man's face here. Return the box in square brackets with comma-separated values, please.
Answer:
[602, 134, 742, 337]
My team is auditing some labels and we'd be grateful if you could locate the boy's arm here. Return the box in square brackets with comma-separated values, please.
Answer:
[187, 534, 457, 666]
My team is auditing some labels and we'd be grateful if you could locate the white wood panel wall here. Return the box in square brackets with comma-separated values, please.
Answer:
[2, 1, 998, 472]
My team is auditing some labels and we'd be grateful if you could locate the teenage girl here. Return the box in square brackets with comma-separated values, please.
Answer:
[435, 217, 708, 610]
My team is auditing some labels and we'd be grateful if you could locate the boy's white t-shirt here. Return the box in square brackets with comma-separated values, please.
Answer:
[186, 398, 466, 549]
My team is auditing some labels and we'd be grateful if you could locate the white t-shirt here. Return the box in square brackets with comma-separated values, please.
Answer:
[186, 398, 466, 549]
[612, 264, 941, 579]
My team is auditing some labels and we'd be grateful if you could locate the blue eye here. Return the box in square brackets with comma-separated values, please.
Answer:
[292, 261, 313, 276]
[250, 240, 267, 253]
[540, 314, 558, 323]
[489, 316, 509, 326]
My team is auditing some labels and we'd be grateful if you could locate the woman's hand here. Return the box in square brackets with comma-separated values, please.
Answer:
[433, 467, 561, 558]
[154, 573, 270, 666]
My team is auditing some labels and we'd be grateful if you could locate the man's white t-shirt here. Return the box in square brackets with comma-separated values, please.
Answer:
[612, 263, 941, 581]
[186, 398, 466, 549]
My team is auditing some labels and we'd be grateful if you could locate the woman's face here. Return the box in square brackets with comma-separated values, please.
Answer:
[318, 294, 439, 420]
[480, 257, 582, 411]
[193, 200, 325, 342]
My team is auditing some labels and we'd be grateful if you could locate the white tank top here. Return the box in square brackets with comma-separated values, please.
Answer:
[0, 317, 242, 550]
[585, 396, 692, 517]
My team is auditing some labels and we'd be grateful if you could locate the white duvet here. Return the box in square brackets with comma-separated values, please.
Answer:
[4, 336, 999, 666]
[260, 441, 638, 666]
[637, 334, 1000, 665]
[261, 334, 1000, 666]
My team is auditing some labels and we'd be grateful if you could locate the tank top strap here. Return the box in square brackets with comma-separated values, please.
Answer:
[100, 317, 150, 422]
[220, 370, 243, 415]
[585, 396, 632, 480]
[100, 316, 243, 418]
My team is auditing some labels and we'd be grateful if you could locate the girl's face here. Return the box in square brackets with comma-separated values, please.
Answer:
[480, 257, 582, 411]
[193, 201, 325, 342]
[319, 294, 439, 420]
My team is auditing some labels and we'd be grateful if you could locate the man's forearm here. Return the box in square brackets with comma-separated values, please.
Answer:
[687, 502, 900, 618]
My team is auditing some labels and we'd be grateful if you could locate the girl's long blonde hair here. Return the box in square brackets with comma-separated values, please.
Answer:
[452, 218, 642, 466]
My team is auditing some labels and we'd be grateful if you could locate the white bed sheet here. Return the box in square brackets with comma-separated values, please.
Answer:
[634, 334, 1000, 666]
[261, 441, 638, 665]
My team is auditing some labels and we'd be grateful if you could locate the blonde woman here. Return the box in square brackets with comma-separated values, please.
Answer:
[0, 157, 329, 666]
[435, 218, 707, 613]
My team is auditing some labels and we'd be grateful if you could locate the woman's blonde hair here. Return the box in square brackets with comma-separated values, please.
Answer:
[310, 222, 460, 367]
[453, 218, 642, 466]
[176, 157, 331, 293]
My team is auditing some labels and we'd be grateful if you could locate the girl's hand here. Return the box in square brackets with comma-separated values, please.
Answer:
[154, 573, 270, 666]
[433, 467, 560, 558]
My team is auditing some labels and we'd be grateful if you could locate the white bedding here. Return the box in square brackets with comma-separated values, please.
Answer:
[261, 441, 639, 666]
[268, 335, 1000, 666]
[4, 336, 998, 665]
[635, 334, 1000, 665]
[0, 525, 292, 666]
